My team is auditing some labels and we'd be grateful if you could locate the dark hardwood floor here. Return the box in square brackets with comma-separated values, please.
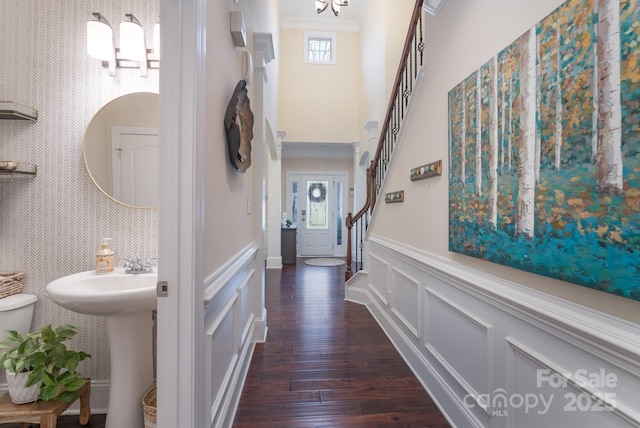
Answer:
[1, 414, 106, 428]
[233, 259, 450, 427]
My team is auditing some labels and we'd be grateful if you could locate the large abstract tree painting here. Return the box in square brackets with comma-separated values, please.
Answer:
[448, 0, 640, 301]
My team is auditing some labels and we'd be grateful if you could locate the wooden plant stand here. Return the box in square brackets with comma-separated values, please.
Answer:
[0, 380, 91, 428]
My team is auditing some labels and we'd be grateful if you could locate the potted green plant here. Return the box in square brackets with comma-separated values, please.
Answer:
[0, 324, 91, 404]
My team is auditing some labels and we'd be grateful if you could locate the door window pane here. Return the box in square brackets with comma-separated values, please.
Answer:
[307, 181, 329, 230]
[336, 182, 343, 245]
[291, 181, 298, 226]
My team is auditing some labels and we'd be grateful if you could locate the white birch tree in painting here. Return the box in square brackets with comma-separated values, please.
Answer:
[535, 27, 541, 183]
[591, 2, 599, 164]
[489, 56, 499, 230]
[508, 75, 513, 172]
[596, 0, 623, 195]
[476, 70, 482, 196]
[555, 21, 564, 172]
[516, 27, 537, 239]
[461, 81, 466, 185]
[501, 77, 506, 172]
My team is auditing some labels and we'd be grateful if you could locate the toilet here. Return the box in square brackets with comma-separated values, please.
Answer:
[0, 294, 37, 340]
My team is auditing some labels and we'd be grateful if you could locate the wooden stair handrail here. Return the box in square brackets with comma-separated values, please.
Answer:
[370, 0, 424, 182]
[346, 0, 424, 281]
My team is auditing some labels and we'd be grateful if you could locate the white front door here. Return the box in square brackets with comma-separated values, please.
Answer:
[111, 126, 159, 207]
[299, 176, 333, 256]
[287, 173, 349, 258]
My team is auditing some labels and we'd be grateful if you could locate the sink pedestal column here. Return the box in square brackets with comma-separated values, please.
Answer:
[105, 312, 154, 428]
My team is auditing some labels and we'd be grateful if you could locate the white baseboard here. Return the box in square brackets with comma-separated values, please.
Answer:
[253, 307, 268, 343]
[266, 256, 282, 269]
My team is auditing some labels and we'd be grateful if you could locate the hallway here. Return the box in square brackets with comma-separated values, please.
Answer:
[233, 260, 450, 427]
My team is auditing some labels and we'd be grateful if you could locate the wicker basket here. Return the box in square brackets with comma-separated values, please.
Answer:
[0, 272, 25, 299]
[143, 385, 157, 428]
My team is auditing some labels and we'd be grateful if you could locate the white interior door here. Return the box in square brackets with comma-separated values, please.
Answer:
[111, 126, 159, 207]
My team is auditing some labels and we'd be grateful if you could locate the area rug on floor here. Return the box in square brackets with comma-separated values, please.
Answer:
[303, 258, 346, 267]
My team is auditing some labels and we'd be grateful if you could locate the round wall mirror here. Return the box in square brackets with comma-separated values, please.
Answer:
[84, 92, 159, 208]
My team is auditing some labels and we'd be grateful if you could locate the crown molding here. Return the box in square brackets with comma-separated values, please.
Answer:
[280, 16, 360, 32]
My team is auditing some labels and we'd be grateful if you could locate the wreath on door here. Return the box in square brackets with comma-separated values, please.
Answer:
[308, 183, 327, 203]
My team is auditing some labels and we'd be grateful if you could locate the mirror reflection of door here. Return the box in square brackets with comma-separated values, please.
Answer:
[111, 126, 159, 207]
[83, 92, 159, 208]
[287, 172, 348, 257]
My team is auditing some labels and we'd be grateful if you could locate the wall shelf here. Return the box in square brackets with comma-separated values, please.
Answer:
[0, 162, 37, 178]
[0, 101, 38, 121]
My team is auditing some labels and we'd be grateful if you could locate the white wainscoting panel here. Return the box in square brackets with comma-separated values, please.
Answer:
[391, 267, 421, 339]
[203, 245, 260, 428]
[368, 252, 389, 306]
[206, 293, 239, 424]
[425, 289, 493, 415]
[345, 235, 640, 428]
[506, 338, 639, 428]
[504, 338, 637, 428]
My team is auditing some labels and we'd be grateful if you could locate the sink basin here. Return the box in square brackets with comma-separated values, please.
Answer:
[45, 268, 157, 316]
[46, 268, 157, 428]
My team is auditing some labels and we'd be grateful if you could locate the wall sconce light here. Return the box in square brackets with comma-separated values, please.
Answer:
[86, 12, 159, 77]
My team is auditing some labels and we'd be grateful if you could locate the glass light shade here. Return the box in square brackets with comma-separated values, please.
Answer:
[119, 20, 146, 61]
[331, 0, 340, 15]
[87, 20, 114, 61]
[315, 0, 328, 13]
[153, 24, 160, 60]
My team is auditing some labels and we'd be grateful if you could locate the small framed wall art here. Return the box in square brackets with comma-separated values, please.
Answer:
[385, 191, 404, 203]
[411, 160, 442, 181]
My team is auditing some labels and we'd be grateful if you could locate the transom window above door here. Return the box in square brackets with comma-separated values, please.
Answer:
[305, 32, 336, 64]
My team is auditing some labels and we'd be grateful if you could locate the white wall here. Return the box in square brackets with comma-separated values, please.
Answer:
[187, 0, 279, 424]
[359, 0, 415, 155]
[203, 0, 280, 271]
[370, 0, 640, 322]
[199, 0, 279, 425]
[278, 28, 360, 143]
[204, 1, 253, 271]
[359, 0, 386, 151]
[0, 0, 159, 409]
[356, 0, 414, 219]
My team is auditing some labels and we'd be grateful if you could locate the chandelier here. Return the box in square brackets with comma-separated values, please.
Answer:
[315, 0, 349, 16]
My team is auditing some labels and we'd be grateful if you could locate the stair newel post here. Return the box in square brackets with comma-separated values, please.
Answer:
[369, 165, 377, 212]
[345, 212, 354, 281]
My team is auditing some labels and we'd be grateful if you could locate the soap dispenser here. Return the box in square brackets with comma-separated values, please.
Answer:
[96, 238, 114, 274]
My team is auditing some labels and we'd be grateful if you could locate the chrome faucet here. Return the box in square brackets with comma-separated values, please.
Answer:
[123, 258, 155, 274]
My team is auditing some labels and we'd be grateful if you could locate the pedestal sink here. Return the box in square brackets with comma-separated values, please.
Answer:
[46, 268, 157, 428]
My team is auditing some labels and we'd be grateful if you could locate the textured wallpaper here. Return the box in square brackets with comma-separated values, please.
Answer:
[0, 0, 159, 383]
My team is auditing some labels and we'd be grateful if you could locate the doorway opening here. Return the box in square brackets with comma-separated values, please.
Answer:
[286, 172, 348, 258]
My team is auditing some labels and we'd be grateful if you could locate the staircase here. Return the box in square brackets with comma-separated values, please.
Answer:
[345, 0, 425, 280]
